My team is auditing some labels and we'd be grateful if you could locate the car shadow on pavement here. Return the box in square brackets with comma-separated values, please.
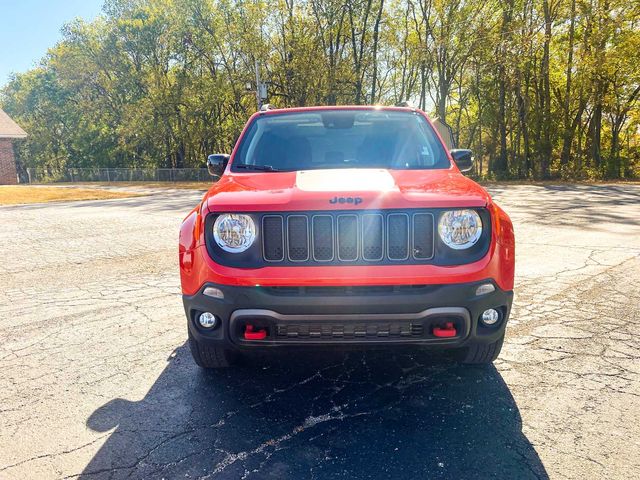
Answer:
[81, 344, 548, 479]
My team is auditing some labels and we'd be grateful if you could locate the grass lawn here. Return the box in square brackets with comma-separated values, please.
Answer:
[0, 186, 145, 205]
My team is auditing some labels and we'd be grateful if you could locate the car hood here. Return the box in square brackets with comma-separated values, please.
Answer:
[204, 168, 491, 213]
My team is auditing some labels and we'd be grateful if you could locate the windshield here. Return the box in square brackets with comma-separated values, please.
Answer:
[231, 110, 450, 172]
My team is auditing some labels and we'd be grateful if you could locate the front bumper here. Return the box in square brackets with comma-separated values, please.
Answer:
[183, 280, 513, 350]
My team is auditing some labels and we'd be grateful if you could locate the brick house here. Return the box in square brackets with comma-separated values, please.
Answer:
[0, 108, 27, 184]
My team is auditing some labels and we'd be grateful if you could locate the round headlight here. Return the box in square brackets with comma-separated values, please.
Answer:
[213, 214, 256, 253]
[438, 209, 482, 250]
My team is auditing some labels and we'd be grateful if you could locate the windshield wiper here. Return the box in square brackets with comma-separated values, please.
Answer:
[234, 164, 284, 172]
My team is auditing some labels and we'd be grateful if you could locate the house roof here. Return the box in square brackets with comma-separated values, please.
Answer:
[0, 108, 27, 138]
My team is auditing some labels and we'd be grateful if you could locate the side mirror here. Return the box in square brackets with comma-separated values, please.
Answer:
[450, 149, 474, 173]
[207, 154, 230, 177]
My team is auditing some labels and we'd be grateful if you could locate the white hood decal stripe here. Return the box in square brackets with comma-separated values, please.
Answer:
[296, 169, 396, 192]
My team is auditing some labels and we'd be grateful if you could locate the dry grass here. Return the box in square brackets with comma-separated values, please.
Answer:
[0, 186, 145, 205]
[75, 181, 213, 190]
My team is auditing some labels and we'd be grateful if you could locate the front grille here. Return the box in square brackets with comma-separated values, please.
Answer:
[207, 208, 490, 268]
[261, 211, 434, 265]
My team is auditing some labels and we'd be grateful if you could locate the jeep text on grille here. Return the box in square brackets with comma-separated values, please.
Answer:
[329, 196, 363, 205]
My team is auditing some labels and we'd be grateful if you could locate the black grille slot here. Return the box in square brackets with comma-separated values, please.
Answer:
[337, 215, 358, 261]
[387, 214, 409, 260]
[412, 213, 434, 259]
[312, 215, 334, 261]
[287, 216, 309, 261]
[362, 214, 383, 261]
[262, 216, 284, 261]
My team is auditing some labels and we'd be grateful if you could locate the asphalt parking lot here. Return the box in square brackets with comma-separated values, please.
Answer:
[1, 183, 639, 479]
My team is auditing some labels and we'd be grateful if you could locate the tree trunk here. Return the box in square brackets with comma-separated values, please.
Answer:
[590, 103, 603, 168]
[560, 0, 576, 166]
[590, 0, 610, 170]
[492, 0, 513, 176]
[437, 71, 448, 122]
[495, 73, 508, 175]
[516, 87, 530, 177]
[369, 0, 384, 103]
[540, 0, 553, 178]
[608, 119, 621, 178]
[419, 62, 427, 110]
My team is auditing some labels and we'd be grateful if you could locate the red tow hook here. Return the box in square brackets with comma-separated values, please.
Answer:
[244, 325, 267, 340]
[433, 322, 457, 338]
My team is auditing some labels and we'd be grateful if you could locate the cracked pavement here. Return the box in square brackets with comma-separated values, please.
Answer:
[1, 183, 639, 479]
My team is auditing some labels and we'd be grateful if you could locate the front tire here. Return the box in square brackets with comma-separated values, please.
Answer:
[458, 334, 504, 364]
[188, 330, 238, 368]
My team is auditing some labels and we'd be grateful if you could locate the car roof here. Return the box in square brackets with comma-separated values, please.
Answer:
[258, 105, 422, 116]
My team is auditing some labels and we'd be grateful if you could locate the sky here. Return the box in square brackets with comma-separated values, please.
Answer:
[0, 0, 104, 87]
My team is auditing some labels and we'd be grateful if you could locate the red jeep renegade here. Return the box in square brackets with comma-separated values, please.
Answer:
[179, 106, 515, 368]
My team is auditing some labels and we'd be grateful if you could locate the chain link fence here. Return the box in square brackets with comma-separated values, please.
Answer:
[22, 167, 211, 184]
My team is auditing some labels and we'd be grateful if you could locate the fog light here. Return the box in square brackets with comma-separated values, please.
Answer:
[475, 283, 495, 296]
[203, 287, 224, 299]
[481, 309, 500, 326]
[198, 312, 218, 329]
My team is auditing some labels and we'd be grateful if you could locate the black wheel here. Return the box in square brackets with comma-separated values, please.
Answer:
[458, 333, 505, 364]
[188, 330, 239, 368]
